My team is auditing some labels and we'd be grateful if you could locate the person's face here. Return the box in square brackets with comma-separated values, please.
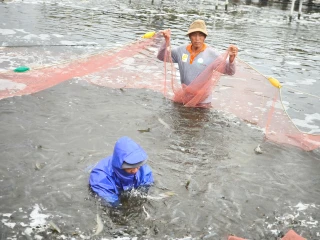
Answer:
[123, 167, 140, 174]
[189, 31, 206, 49]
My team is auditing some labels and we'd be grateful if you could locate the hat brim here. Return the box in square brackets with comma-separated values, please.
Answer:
[187, 28, 208, 36]
[122, 159, 147, 169]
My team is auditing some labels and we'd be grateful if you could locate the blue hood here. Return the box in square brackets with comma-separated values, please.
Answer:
[111, 137, 148, 191]
[111, 136, 148, 169]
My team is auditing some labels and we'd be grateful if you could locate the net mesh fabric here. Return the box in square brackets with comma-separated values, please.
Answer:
[213, 59, 320, 151]
[163, 38, 229, 107]
[0, 34, 319, 151]
[0, 36, 157, 99]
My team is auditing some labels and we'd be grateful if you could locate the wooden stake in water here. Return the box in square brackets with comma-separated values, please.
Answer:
[289, 0, 296, 22]
[298, 0, 303, 19]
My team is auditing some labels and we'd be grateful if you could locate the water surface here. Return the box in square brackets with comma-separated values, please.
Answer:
[1, 0, 320, 239]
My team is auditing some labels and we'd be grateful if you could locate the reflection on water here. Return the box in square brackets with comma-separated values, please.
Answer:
[0, 0, 320, 239]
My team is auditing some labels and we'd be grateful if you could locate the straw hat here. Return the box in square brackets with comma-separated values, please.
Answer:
[187, 19, 208, 36]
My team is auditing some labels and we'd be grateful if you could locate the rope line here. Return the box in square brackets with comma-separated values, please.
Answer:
[236, 56, 320, 136]
[236, 57, 320, 99]
[283, 86, 320, 99]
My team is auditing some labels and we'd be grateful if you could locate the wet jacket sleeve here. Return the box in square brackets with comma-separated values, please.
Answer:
[89, 163, 120, 207]
[136, 165, 154, 194]
[139, 165, 154, 186]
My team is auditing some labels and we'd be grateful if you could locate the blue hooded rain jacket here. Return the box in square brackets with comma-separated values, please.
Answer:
[89, 136, 154, 206]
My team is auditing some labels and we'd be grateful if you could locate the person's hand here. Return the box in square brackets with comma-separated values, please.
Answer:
[160, 29, 171, 43]
[228, 45, 238, 63]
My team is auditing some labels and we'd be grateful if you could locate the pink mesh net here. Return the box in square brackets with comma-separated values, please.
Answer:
[1, 33, 319, 151]
[214, 59, 320, 151]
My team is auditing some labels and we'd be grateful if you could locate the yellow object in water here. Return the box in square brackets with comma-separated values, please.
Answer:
[142, 31, 156, 39]
[268, 77, 282, 88]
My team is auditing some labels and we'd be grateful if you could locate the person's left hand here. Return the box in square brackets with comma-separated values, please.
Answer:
[228, 45, 238, 63]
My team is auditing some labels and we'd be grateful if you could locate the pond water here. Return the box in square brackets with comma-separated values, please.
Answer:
[0, 0, 320, 239]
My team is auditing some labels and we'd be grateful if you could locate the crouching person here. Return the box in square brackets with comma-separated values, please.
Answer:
[89, 136, 154, 207]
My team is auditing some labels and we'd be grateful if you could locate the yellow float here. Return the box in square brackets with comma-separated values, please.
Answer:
[268, 77, 282, 88]
[142, 31, 156, 39]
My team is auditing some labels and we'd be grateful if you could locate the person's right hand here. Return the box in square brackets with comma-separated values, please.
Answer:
[160, 29, 171, 43]
[228, 45, 238, 63]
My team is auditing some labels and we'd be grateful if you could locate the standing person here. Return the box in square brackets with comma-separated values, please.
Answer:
[157, 19, 238, 107]
[89, 136, 154, 207]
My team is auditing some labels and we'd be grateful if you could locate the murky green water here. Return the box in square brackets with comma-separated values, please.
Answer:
[1, 0, 320, 239]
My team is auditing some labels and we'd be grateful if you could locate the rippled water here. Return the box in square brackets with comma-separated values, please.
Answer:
[1, 0, 320, 239]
